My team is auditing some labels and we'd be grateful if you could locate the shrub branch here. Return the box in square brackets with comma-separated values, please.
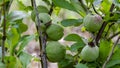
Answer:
[31, 0, 47, 68]
[1, 0, 6, 62]
[95, 3, 115, 45]
[102, 36, 120, 68]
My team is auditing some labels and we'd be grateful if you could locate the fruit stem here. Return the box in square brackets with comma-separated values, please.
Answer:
[88, 42, 95, 47]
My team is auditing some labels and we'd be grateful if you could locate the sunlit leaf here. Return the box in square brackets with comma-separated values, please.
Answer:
[7, 28, 20, 55]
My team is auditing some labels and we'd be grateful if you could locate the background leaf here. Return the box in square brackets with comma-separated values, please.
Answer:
[99, 39, 112, 62]
[52, 0, 77, 12]
[8, 11, 27, 22]
[75, 63, 88, 68]
[61, 19, 83, 27]
[64, 34, 84, 42]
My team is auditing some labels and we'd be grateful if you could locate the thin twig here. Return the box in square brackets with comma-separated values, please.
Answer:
[79, 0, 89, 14]
[6, 0, 13, 13]
[102, 36, 120, 68]
[48, 3, 53, 16]
[105, 23, 115, 37]
[108, 31, 120, 40]
[92, 4, 100, 15]
[31, 0, 47, 68]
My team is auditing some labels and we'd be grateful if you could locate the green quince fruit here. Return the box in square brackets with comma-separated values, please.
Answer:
[83, 14, 103, 32]
[39, 13, 51, 23]
[46, 41, 66, 62]
[80, 45, 99, 62]
[46, 24, 64, 41]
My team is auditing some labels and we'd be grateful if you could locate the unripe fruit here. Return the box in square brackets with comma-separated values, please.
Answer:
[46, 24, 64, 41]
[83, 14, 103, 32]
[46, 41, 66, 62]
[39, 13, 51, 24]
[80, 45, 99, 62]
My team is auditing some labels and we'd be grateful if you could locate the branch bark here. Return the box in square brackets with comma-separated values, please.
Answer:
[79, 0, 89, 14]
[108, 31, 120, 40]
[2, 0, 7, 62]
[95, 3, 115, 45]
[92, 4, 100, 15]
[31, 0, 47, 68]
[102, 36, 120, 68]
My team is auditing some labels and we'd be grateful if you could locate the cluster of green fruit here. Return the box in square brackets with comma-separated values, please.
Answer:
[79, 14, 103, 62]
[45, 24, 66, 63]
[45, 13, 102, 67]
[80, 14, 103, 62]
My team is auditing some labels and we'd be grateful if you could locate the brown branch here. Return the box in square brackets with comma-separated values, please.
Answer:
[48, 3, 53, 16]
[92, 4, 100, 15]
[31, 0, 48, 68]
[102, 36, 120, 68]
[95, 3, 115, 45]
[2, 0, 7, 62]
[95, 21, 108, 45]
[79, 0, 89, 14]
[108, 31, 120, 40]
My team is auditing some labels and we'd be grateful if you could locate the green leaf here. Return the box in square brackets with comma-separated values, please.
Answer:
[31, 6, 49, 21]
[52, 0, 76, 12]
[0, 62, 6, 68]
[17, 35, 35, 55]
[17, 23, 28, 33]
[99, 39, 112, 62]
[64, 34, 84, 42]
[85, 0, 94, 7]
[61, 19, 83, 27]
[0, 0, 9, 6]
[19, 52, 32, 68]
[4, 56, 21, 68]
[106, 60, 120, 68]
[70, 42, 85, 52]
[43, 0, 51, 5]
[100, 0, 112, 14]
[113, 0, 120, 8]
[8, 11, 27, 22]
[70, 0, 86, 17]
[75, 63, 88, 68]
[7, 28, 20, 55]
[58, 59, 74, 68]
[106, 47, 120, 68]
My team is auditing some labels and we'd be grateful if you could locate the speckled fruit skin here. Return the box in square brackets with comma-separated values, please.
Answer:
[83, 14, 103, 32]
[46, 41, 66, 62]
[46, 24, 64, 41]
[80, 45, 99, 62]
